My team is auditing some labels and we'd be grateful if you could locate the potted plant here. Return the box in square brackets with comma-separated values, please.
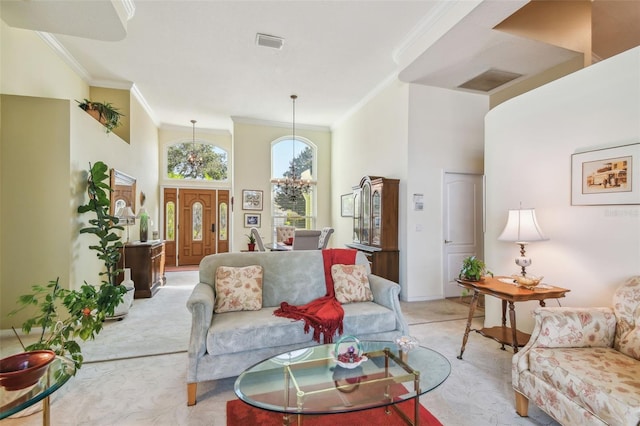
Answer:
[9, 162, 127, 370]
[459, 256, 492, 281]
[76, 99, 124, 133]
[246, 233, 256, 251]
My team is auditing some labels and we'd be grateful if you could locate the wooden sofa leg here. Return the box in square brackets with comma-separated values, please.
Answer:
[515, 391, 529, 417]
[187, 383, 197, 406]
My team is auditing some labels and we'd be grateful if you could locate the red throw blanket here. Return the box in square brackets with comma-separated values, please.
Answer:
[273, 248, 357, 344]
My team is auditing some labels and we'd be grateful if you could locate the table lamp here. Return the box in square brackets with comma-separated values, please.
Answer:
[116, 206, 136, 242]
[498, 207, 548, 276]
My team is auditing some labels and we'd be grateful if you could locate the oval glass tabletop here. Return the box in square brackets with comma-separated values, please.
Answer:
[234, 341, 450, 415]
[0, 356, 75, 419]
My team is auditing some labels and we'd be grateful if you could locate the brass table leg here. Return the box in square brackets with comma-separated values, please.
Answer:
[42, 396, 50, 426]
[457, 290, 480, 359]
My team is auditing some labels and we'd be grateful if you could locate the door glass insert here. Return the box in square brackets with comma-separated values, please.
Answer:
[219, 202, 228, 241]
[166, 201, 176, 241]
[192, 201, 203, 241]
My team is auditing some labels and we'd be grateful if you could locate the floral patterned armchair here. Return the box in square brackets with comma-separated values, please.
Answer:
[512, 276, 640, 425]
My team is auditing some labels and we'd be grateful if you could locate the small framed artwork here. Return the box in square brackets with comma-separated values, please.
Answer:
[244, 213, 261, 228]
[242, 190, 263, 210]
[341, 193, 354, 217]
[571, 143, 639, 205]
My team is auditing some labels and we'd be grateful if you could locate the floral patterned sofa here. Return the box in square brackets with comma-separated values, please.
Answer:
[512, 276, 640, 425]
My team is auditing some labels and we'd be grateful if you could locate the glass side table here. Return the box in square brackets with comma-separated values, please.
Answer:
[0, 356, 75, 426]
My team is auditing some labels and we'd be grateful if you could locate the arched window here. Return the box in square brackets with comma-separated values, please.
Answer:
[167, 142, 228, 181]
[271, 137, 316, 230]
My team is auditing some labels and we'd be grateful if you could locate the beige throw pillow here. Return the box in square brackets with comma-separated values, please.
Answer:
[214, 265, 263, 313]
[331, 264, 373, 304]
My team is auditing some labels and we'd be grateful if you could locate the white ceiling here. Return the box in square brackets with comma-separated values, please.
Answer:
[1, 0, 637, 132]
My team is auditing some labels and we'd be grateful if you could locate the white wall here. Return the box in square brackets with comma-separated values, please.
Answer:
[484, 47, 640, 332]
[331, 79, 409, 287]
[406, 85, 488, 301]
[332, 80, 488, 301]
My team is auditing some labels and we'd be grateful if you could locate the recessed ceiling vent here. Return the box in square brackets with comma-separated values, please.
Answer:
[458, 69, 522, 92]
[256, 33, 284, 50]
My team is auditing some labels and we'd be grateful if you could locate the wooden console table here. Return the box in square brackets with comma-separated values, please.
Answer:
[456, 276, 570, 359]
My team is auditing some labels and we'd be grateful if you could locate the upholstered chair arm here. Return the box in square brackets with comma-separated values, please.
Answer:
[512, 306, 616, 389]
[368, 274, 409, 335]
[186, 283, 215, 361]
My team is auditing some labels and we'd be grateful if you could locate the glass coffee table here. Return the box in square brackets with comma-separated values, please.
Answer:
[234, 341, 450, 425]
[0, 356, 75, 426]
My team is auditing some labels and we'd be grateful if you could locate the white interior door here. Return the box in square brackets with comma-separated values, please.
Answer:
[443, 173, 484, 297]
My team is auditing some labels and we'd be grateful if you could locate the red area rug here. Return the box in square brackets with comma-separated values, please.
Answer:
[226, 398, 442, 425]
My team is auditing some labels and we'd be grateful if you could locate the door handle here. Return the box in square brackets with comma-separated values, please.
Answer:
[211, 224, 215, 233]
[444, 240, 452, 244]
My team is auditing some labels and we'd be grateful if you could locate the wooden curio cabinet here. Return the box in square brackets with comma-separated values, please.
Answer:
[346, 176, 399, 282]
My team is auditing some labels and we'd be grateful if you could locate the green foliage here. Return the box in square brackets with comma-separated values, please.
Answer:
[167, 143, 228, 180]
[10, 161, 126, 370]
[76, 99, 124, 133]
[459, 256, 493, 281]
[246, 233, 256, 244]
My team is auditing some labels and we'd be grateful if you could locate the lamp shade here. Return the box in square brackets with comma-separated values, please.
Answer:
[498, 208, 548, 244]
[115, 206, 135, 225]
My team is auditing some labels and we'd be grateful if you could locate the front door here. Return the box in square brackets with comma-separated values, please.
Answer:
[443, 173, 484, 297]
[163, 188, 229, 267]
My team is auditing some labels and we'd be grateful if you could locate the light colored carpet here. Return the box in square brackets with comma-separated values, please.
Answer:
[2, 271, 559, 426]
[1, 271, 195, 363]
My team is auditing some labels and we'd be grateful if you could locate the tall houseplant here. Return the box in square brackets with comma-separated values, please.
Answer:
[10, 162, 126, 369]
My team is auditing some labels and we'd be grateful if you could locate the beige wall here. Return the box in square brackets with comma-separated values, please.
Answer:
[1, 22, 160, 329]
[233, 120, 331, 251]
[1, 96, 71, 328]
[484, 47, 640, 332]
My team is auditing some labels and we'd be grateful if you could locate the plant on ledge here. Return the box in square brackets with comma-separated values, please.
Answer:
[458, 256, 493, 282]
[10, 162, 126, 370]
[76, 99, 124, 133]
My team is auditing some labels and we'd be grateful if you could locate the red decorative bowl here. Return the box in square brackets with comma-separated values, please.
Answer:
[0, 350, 56, 391]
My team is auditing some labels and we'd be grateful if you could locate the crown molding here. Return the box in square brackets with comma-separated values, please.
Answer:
[231, 116, 330, 132]
[37, 32, 91, 82]
[160, 123, 231, 136]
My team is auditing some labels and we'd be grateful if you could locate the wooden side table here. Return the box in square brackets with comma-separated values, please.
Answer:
[456, 276, 570, 359]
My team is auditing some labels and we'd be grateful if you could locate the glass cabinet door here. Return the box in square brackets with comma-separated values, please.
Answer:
[361, 182, 371, 245]
[352, 188, 361, 243]
[371, 189, 381, 246]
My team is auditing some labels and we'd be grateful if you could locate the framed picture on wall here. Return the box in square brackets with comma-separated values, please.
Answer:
[341, 193, 354, 217]
[571, 143, 639, 205]
[244, 213, 261, 228]
[242, 190, 263, 210]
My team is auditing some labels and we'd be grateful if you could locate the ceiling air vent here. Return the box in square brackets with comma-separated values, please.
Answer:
[256, 33, 284, 50]
[458, 69, 522, 92]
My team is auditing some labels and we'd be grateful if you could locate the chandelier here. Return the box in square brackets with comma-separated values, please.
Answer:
[271, 94, 313, 202]
[187, 119, 204, 168]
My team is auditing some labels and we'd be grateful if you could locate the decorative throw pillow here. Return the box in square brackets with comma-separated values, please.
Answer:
[331, 264, 373, 304]
[214, 265, 263, 313]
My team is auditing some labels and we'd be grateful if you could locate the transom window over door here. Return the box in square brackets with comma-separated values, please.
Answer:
[167, 142, 228, 181]
[271, 137, 316, 229]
